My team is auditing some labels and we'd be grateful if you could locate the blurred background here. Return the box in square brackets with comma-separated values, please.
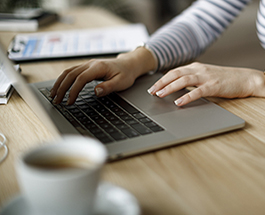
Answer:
[0, 0, 264, 70]
[0, 0, 194, 33]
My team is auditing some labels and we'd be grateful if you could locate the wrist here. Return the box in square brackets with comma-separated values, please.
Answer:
[251, 70, 265, 97]
[117, 46, 158, 78]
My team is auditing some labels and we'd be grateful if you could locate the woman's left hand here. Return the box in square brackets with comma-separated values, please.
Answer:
[147, 62, 265, 106]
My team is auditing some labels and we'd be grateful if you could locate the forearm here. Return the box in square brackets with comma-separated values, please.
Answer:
[250, 70, 265, 97]
[117, 46, 157, 78]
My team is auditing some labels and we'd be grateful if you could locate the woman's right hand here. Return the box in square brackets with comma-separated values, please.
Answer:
[148, 62, 265, 106]
[50, 47, 157, 105]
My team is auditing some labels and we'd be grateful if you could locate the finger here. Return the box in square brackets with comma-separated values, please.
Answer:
[175, 86, 209, 106]
[147, 70, 182, 95]
[53, 66, 87, 104]
[50, 65, 79, 98]
[66, 69, 102, 105]
[67, 62, 115, 104]
[95, 74, 134, 97]
[147, 65, 195, 95]
[155, 75, 199, 98]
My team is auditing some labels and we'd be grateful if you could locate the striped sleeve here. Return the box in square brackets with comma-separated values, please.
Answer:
[257, 0, 265, 49]
[146, 0, 251, 72]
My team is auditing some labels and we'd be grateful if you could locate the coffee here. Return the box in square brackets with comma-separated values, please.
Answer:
[26, 156, 96, 170]
[16, 136, 107, 215]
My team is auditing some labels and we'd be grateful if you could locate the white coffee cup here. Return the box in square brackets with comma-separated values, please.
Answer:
[16, 135, 107, 215]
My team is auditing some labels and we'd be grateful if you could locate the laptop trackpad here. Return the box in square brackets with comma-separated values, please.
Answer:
[118, 73, 208, 116]
[142, 90, 207, 116]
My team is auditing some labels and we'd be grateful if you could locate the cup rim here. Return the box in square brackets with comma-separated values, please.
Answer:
[17, 135, 107, 179]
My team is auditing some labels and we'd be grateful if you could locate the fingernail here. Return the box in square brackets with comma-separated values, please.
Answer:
[49, 89, 54, 97]
[147, 86, 156, 95]
[95, 87, 103, 96]
[175, 98, 183, 106]
[53, 97, 58, 104]
[156, 89, 165, 97]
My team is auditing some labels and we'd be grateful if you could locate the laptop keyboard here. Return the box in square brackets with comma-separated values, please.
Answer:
[39, 81, 164, 144]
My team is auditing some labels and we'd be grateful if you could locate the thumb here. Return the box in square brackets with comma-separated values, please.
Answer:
[95, 75, 134, 97]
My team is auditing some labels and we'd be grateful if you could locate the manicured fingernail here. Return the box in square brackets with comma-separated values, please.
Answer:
[53, 97, 58, 104]
[49, 89, 54, 97]
[95, 87, 103, 96]
[156, 89, 165, 97]
[65, 94, 72, 105]
[147, 86, 156, 95]
[175, 98, 183, 106]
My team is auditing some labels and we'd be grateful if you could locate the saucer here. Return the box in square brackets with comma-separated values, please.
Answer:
[0, 182, 141, 215]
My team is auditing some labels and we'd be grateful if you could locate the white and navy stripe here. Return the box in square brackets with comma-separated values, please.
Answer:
[146, 0, 252, 72]
[257, 0, 265, 49]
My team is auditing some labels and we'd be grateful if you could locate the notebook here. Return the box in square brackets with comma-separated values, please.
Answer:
[0, 42, 245, 161]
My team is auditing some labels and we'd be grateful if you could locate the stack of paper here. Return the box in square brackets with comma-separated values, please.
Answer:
[0, 9, 59, 32]
[0, 65, 19, 104]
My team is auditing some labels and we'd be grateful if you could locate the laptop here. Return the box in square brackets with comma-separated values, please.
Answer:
[0, 42, 245, 161]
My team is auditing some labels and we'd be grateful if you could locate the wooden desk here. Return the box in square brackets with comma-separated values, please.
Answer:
[1, 7, 265, 215]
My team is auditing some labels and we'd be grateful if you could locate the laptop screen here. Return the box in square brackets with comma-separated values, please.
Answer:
[0, 42, 60, 137]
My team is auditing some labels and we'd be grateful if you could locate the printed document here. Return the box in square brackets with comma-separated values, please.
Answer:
[8, 24, 149, 62]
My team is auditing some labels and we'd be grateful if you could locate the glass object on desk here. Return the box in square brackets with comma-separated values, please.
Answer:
[0, 133, 8, 164]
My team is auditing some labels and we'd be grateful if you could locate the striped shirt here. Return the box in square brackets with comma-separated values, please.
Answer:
[257, 0, 265, 48]
[146, 0, 264, 72]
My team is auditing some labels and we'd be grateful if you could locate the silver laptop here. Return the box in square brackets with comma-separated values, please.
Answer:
[1, 43, 245, 161]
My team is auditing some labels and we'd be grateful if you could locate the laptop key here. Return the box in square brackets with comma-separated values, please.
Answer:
[64, 105, 77, 110]
[100, 97, 116, 108]
[111, 119, 124, 125]
[116, 124, 129, 130]
[84, 110, 98, 117]
[144, 122, 158, 128]
[98, 123, 113, 130]
[84, 98, 96, 103]
[139, 117, 152, 123]
[93, 132, 112, 141]
[125, 119, 138, 125]
[75, 101, 87, 106]
[40, 88, 52, 101]
[133, 113, 145, 119]
[149, 126, 164, 132]
[72, 112, 86, 118]
[95, 136, 113, 144]
[90, 127, 103, 134]
[68, 108, 81, 114]
[90, 115, 103, 121]
[84, 123, 97, 129]
[110, 132, 127, 141]
[131, 124, 152, 135]
[60, 109, 84, 128]
[115, 111, 127, 117]
[99, 137, 113, 144]
[120, 115, 133, 121]
[106, 115, 118, 121]
[104, 127, 118, 133]
[77, 104, 90, 109]
[121, 128, 140, 138]
[108, 93, 139, 114]
[81, 119, 94, 126]
[144, 122, 164, 132]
